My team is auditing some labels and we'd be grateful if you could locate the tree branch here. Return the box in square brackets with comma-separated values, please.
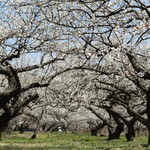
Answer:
[16, 58, 64, 73]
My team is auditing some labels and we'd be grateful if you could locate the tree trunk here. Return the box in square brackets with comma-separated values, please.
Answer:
[114, 123, 124, 139]
[125, 119, 136, 141]
[146, 88, 150, 146]
[0, 112, 12, 140]
[19, 124, 25, 134]
[148, 129, 150, 147]
[108, 122, 124, 140]
[126, 125, 135, 141]
[31, 130, 37, 139]
[19, 122, 28, 134]
[91, 122, 106, 136]
[0, 113, 12, 133]
[91, 128, 97, 136]
[106, 109, 124, 140]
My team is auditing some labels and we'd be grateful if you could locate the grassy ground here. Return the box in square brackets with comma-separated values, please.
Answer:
[0, 132, 149, 150]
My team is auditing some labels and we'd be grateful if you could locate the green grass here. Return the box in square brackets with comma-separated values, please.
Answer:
[0, 132, 149, 150]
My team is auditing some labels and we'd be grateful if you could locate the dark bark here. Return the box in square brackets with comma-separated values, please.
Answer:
[0, 61, 21, 109]
[108, 122, 124, 140]
[146, 88, 150, 125]
[43, 124, 55, 132]
[0, 113, 12, 132]
[19, 123, 28, 134]
[108, 108, 136, 141]
[0, 94, 38, 139]
[31, 131, 37, 139]
[0, 61, 21, 137]
[148, 128, 150, 147]
[126, 53, 150, 80]
[146, 88, 150, 146]
[87, 107, 110, 127]
[125, 121, 136, 141]
[106, 109, 124, 140]
[91, 122, 106, 136]
[0, 112, 12, 138]
[0, 133, 1, 141]
[19, 126, 25, 134]
[91, 128, 97, 136]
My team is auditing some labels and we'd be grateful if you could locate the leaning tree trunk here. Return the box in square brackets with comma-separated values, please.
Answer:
[31, 130, 37, 139]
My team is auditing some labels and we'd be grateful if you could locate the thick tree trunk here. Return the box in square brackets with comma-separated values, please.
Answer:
[108, 122, 124, 140]
[106, 108, 124, 140]
[0, 112, 12, 140]
[125, 119, 136, 141]
[114, 123, 124, 139]
[126, 125, 135, 141]
[91, 122, 106, 136]
[0, 114, 12, 133]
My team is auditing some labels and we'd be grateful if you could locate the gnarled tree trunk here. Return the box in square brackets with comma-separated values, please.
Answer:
[91, 122, 106, 136]
[125, 119, 136, 141]
[0, 111, 12, 140]
[108, 122, 124, 140]
[106, 108, 124, 140]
